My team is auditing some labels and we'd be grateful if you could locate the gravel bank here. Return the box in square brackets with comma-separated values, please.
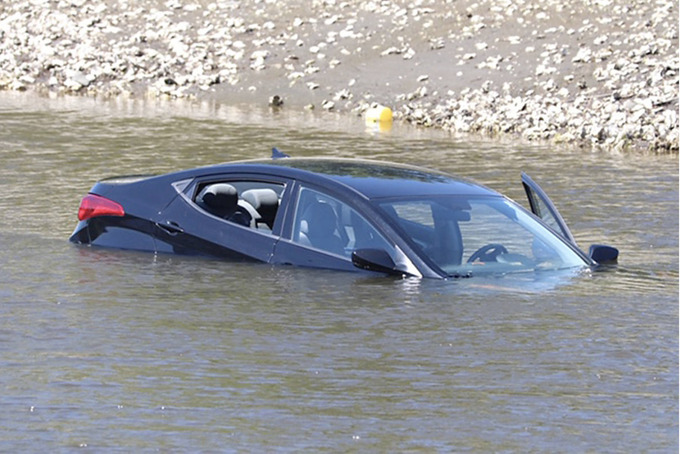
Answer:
[1, 0, 677, 152]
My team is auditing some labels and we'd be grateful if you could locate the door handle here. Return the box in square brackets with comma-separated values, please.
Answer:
[156, 221, 184, 235]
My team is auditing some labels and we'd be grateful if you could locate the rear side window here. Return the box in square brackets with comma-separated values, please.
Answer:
[194, 180, 285, 233]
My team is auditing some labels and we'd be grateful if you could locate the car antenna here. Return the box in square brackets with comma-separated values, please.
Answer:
[272, 147, 290, 159]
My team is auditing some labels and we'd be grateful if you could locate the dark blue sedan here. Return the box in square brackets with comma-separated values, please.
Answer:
[70, 154, 617, 279]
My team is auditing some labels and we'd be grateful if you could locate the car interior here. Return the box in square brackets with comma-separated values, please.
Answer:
[296, 199, 346, 255]
[195, 181, 284, 233]
[293, 187, 394, 258]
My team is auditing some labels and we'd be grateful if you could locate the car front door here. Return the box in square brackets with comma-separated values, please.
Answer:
[272, 184, 412, 273]
[521, 172, 577, 246]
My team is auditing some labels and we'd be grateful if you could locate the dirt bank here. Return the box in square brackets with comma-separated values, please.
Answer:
[0, 0, 677, 152]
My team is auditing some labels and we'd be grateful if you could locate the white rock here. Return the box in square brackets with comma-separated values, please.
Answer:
[572, 47, 592, 63]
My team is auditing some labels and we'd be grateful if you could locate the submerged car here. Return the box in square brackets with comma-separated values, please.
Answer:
[70, 152, 618, 279]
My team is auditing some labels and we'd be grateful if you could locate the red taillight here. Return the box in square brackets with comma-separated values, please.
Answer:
[78, 194, 125, 221]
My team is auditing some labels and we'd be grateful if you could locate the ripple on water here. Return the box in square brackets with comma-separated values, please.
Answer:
[0, 92, 676, 452]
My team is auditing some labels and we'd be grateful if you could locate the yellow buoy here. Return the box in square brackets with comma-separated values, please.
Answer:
[365, 105, 393, 123]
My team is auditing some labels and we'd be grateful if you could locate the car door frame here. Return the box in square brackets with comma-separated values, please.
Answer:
[271, 179, 428, 277]
[271, 180, 366, 272]
[521, 172, 577, 246]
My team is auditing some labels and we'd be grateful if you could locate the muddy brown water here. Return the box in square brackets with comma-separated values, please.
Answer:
[0, 92, 676, 451]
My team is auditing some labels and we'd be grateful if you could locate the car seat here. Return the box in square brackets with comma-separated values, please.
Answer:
[197, 183, 251, 227]
[242, 188, 279, 230]
[298, 200, 345, 256]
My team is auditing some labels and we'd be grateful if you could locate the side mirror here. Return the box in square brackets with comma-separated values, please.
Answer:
[352, 248, 405, 276]
[589, 244, 619, 265]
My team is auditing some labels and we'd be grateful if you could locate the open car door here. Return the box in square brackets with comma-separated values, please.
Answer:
[521, 172, 577, 246]
[522, 172, 619, 265]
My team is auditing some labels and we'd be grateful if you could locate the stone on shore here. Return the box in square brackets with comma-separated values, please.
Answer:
[0, 0, 677, 153]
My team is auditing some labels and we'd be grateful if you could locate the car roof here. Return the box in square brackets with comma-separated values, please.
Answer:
[225, 158, 498, 199]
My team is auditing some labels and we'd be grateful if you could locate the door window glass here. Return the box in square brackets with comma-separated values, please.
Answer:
[292, 187, 393, 257]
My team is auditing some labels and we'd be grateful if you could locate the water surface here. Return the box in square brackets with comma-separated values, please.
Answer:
[0, 91, 676, 451]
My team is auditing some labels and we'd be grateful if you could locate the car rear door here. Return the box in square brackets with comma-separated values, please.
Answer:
[152, 176, 290, 262]
[521, 172, 577, 245]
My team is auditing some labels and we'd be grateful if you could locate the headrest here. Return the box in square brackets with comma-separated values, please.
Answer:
[242, 188, 278, 211]
[200, 183, 238, 209]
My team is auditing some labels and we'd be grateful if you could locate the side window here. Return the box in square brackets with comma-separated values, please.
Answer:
[292, 187, 393, 257]
[194, 180, 284, 233]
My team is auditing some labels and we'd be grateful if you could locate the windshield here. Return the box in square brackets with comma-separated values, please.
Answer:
[378, 196, 588, 276]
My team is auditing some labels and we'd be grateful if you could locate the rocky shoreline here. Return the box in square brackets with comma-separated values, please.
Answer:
[1, 0, 677, 153]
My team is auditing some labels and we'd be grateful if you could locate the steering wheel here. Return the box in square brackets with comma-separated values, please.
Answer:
[467, 243, 508, 263]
